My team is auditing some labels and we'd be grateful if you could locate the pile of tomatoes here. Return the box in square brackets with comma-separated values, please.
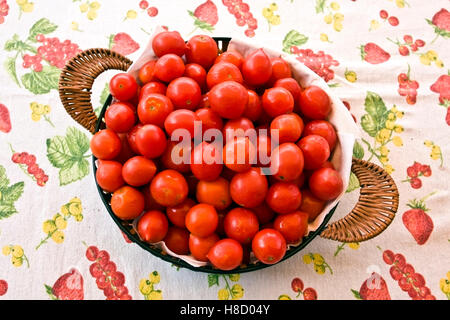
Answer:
[90, 31, 344, 271]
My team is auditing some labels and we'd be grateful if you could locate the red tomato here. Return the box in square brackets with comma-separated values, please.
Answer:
[303, 120, 337, 151]
[137, 93, 173, 127]
[299, 86, 331, 120]
[164, 109, 199, 139]
[291, 172, 306, 189]
[135, 124, 167, 159]
[297, 135, 330, 170]
[184, 63, 207, 89]
[185, 203, 218, 237]
[252, 204, 275, 225]
[300, 189, 325, 222]
[142, 185, 165, 211]
[109, 73, 139, 101]
[95, 160, 124, 192]
[190, 142, 223, 181]
[164, 226, 190, 255]
[113, 133, 136, 164]
[196, 177, 231, 210]
[209, 81, 248, 119]
[321, 161, 335, 169]
[309, 167, 343, 201]
[199, 94, 210, 108]
[150, 169, 189, 206]
[195, 108, 224, 135]
[274, 78, 302, 111]
[214, 51, 244, 69]
[166, 198, 196, 228]
[256, 134, 272, 167]
[122, 156, 157, 187]
[91, 129, 122, 160]
[161, 140, 192, 173]
[207, 238, 243, 271]
[111, 186, 145, 220]
[252, 229, 286, 265]
[266, 182, 302, 214]
[126, 124, 143, 154]
[267, 58, 292, 86]
[138, 60, 157, 84]
[185, 35, 218, 69]
[152, 31, 186, 57]
[230, 167, 268, 208]
[224, 208, 259, 245]
[154, 54, 185, 82]
[223, 117, 255, 143]
[242, 48, 272, 86]
[166, 77, 202, 110]
[223, 136, 256, 173]
[270, 113, 304, 144]
[189, 233, 220, 262]
[243, 90, 262, 121]
[137, 210, 169, 243]
[273, 211, 308, 244]
[215, 210, 226, 236]
[139, 81, 167, 100]
[271, 143, 304, 181]
[105, 102, 136, 133]
[206, 62, 243, 89]
[262, 87, 294, 118]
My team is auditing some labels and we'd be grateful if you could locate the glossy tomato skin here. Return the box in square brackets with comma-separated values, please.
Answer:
[141, 185, 165, 212]
[252, 229, 286, 265]
[266, 182, 302, 214]
[262, 87, 294, 118]
[185, 203, 219, 237]
[230, 167, 268, 208]
[190, 142, 223, 181]
[242, 48, 272, 86]
[135, 124, 167, 159]
[274, 78, 302, 111]
[139, 81, 167, 100]
[91, 129, 122, 160]
[109, 73, 139, 101]
[299, 85, 331, 120]
[161, 140, 192, 173]
[207, 238, 243, 271]
[164, 109, 199, 138]
[195, 108, 224, 135]
[166, 198, 196, 228]
[96, 160, 124, 192]
[223, 117, 254, 143]
[166, 77, 202, 110]
[196, 177, 231, 210]
[138, 60, 157, 84]
[137, 93, 173, 127]
[270, 143, 304, 182]
[267, 58, 292, 86]
[126, 124, 143, 154]
[164, 226, 190, 255]
[111, 186, 145, 220]
[270, 113, 304, 144]
[214, 51, 244, 69]
[154, 54, 185, 83]
[105, 102, 136, 133]
[223, 136, 257, 173]
[252, 204, 275, 225]
[300, 189, 325, 222]
[137, 210, 169, 243]
[256, 134, 272, 167]
[189, 233, 220, 262]
[184, 63, 207, 89]
[224, 208, 259, 245]
[209, 81, 248, 119]
[206, 62, 243, 90]
[186, 35, 218, 70]
[122, 156, 157, 187]
[303, 120, 337, 151]
[113, 133, 136, 164]
[297, 135, 330, 170]
[150, 169, 189, 207]
[152, 31, 186, 57]
[243, 90, 262, 121]
[309, 167, 343, 201]
[273, 211, 308, 244]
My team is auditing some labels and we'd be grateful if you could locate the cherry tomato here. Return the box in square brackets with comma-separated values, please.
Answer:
[270, 113, 304, 144]
[274, 78, 302, 111]
[252, 229, 286, 265]
[321, 161, 335, 170]
[309, 167, 343, 201]
[186, 35, 218, 70]
[273, 211, 308, 244]
[266, 182, 302, 214]
[166, 198, 196, 228]
[164, 109, 199, 138]
[271, 143, 304, 181]
[303, 120, 337, 151]
[207, 239, 243, 271]
[242, 48, 272, 86]
[91, 129, 122, 160]
[230, 167, 268, 208]
[195, 108, 224, 136]
[152, 31, 186, 57]
[224, 208, 259, 245]
[122, 156, 157, 187]
[199, 94, 210, 108]
[184, 63, 207, 89]
[297, 135, 330, 170]
[214, 51, 244, 69]
[262, 87, 294, 118]
[215, 210, 227, 236]
[150, 169, 188, 206]
[223, 117, 255, 143]
[256, 134, 272, 167]
[243, 90, 262, 121]
[299, 85, 331, 120]
[161, 140, 192, 173]
[166, 77, 202, 110]
[138, 60, 157, 84]
[96, 160, 124, 192]
[196, 177, 231, 210]
[185, 203, 218, 237]
[154, 54, 185, 83]
[267, 58, 292, 86]
[300, 189, 325, 222]
[137, 210, 169, 243]
[223, 136, 257, 172]
[137, 93, 173, 127]
[252, 204, 275, 225]
[109, 73, 139, 101]
[126, 124, 143, 154]
[291, 172, 306, 189]
[141, 185, 165, 211]
[105, 102, 136, 133]
[113, 133, 136, 164]
[139, 81, 167, 100]
[209, 81, 248, 119]
[190, 142, 223, 181]
[111, 186, 145, 220]
[206, 62, 243, 90]
[189, 233, 220, 262]
[164, 226, 190, 255]
[135, 124, 167, 159]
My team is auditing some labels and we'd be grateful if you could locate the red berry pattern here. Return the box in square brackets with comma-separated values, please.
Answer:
[35, 34, 81, 69]
[139, 0, 149, 10]
[379, 10, 399, 26]
[0, 279, 7, 296]
[11, 150, 48, 186]
[402, 161, 431, 188]
[290, 48, 339, 82]
[0, 0, 9, 24]
[283, 277, 318, 300]
[388, 35, 426, 57]
[222, 0, 257, 37]
[147, 7, 158, 17]
[397, 67, 419, 105]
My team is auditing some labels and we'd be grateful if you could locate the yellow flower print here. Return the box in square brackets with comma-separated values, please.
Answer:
[262, 3, 281, 31]
[278, 294, 292, 300]
[17, 0, 34, 18]
[369, 20, 380, 31]
[439, 272, 450, 299]
[435, 60, 444, 68]
[302, 253, 333, 274]
[2, 244, 29, 268]
[384, 164, 394, 174]
[231, 284, 244, 300]
[424, 140, 443, 167]
[269, 3, 278, 11]
[79, 1, 100, 20]
[385, 120, 395, 130]
[140, 271, 163, 300]
[324, 14, 333, 24]
[394, 125, 404, 133]
[330, 2, 340, 11]
[51, 231, 65, 244]
[392, 136, 403, 147]
[209, 274, 244, 300]
[71, 21, 82, 32]
[139, 279, 153, 295]
[334, 242, 361, 256]
[345, 69, 357, 82]
[79, 3, 88, 13]
[148, 290, 163, 300]
[149, 271, 160, 284]
[29, 102, 54, 127]
[125, 9, 138, 20]
[320, 33, 332, 43]
[218, 288, 229, 300]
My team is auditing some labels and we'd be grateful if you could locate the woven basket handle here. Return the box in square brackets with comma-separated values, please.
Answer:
[58, 49, 399, 243]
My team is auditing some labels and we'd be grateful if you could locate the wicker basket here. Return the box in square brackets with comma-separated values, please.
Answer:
[58, 38, 399, 273]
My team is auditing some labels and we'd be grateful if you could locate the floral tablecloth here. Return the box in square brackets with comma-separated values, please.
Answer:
[0, 0, 449, 300]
